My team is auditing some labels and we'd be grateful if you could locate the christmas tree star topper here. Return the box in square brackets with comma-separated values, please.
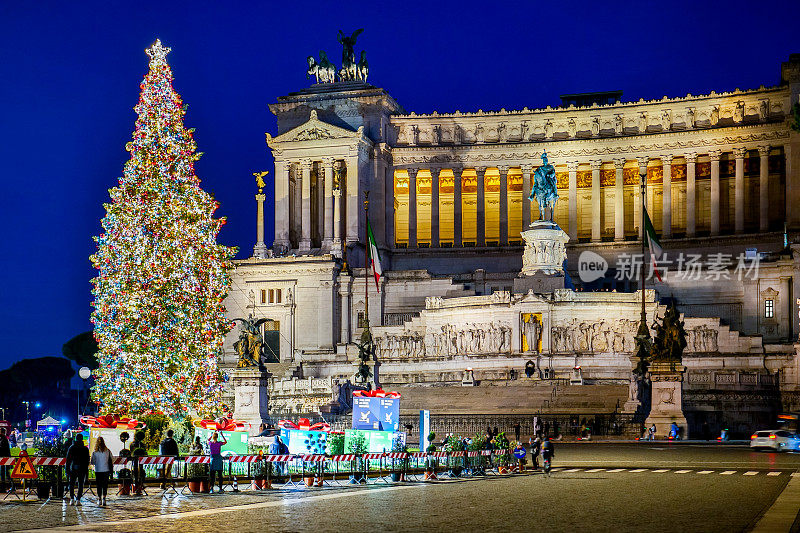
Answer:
[145, 39, 171, 64]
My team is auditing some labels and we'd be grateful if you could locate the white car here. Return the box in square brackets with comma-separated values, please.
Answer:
[750, 430, 795, 451]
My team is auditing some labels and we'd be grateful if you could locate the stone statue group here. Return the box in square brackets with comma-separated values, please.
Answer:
[307, 29, 369, 84]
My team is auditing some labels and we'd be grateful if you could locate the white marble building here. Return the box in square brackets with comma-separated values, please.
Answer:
[222, 54, 800, 432]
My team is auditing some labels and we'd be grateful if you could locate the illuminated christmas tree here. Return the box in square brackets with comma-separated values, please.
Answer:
[90, 40, 235, 418]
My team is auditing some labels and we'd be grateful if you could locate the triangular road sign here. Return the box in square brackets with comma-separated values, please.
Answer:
[10, 453, 38, 479]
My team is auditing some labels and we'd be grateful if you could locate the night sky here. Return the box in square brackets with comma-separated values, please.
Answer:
[1, 1, 797, 370]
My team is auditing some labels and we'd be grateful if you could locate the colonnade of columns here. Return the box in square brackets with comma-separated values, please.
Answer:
[395, 145, 781, 248]
[274, 157, 359, 254]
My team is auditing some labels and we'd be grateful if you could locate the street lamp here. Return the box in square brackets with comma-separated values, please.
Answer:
[22, 401, 30, 429]
[78, 366, 92, 420]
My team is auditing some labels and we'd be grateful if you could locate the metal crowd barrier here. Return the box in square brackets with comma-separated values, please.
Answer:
[0, 450, 517, 500]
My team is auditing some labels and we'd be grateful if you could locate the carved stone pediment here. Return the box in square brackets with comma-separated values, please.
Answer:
[760, 287, 779, 299]
[266, 110, 369, 145]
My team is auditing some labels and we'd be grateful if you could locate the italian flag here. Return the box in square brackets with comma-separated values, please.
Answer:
[367, 218, 382, 292]
[643, 205, 663, 282]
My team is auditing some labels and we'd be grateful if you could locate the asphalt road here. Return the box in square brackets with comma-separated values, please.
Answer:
[4, 443, 799, 533]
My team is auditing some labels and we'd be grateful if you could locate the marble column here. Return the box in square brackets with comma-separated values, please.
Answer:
[590, 160, 601, 242]
[522, 165, 532, 228]
[614, 159, 625, 241]
[662, 155, 672, 239]
[408, 167, 418, 248]
[476, 167, 486, 246]
[637, 157, 648, 239]
[339, 277, 351, 345]
[274, 161, 290, 250]
[734, 148, 746, 233]
[454, 169, 463, 246]
[431, 168, 440, 247]
[499, 165, 509, 245]
[385, 162, 395, 248]
[332, 188, 342, 257]
[300, 160, 312, 251]
[253, 191, 268, 258]
[568, 161, 578, 240]
[759, 145, 770, 232]
[322, 158, 334, 250]
[710, 150, 721, 236]
[346, 156, 359, 245]
[686, 152, 697, 237]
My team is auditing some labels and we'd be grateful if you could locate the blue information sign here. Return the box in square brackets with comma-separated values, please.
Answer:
[352, 397, 400, 431]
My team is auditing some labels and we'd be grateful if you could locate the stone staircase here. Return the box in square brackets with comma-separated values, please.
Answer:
[393, 382, 628, 416]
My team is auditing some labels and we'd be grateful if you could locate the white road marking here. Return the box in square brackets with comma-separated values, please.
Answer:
[585, 468, 606, 473]
[606, 469, 625, 473]
[628, 469, 648, 473]
[719, 471, 737, 475]
[561, 469, 582, 473]
[697, 470, 714, 475]
[744, 471, 759, 476]
[766, 472, 781, 476]
[651, 469, 669, 473]
[674, 470, 691, 474]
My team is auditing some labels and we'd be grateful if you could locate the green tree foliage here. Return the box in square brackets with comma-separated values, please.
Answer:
[62, 331, 99, 370]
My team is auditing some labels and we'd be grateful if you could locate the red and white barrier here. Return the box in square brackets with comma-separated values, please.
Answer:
[384, 453, 408, 459]
[261, 454, 294, 462]
[227, 455, 260, 463]
[33, 457, 66, 466]
[328, 454, 356, 461]
[138, 456, 175, 465]
[183, 455, 211, 464]
[301, 454, 326, 462]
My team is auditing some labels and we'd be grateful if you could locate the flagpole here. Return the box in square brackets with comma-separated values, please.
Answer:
[640, 162, 646, 327]
[364, 190, 370, 332]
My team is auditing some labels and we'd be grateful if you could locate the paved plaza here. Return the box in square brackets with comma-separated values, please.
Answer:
[3, 443, 799, 532]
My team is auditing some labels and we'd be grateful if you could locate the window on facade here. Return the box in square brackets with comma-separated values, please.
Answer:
[268, 289, 275, 304]
[764, 299, 774, 318]
[357, 311, 368, 329]
[276, 289, 282, 303]
[260, 289, 267, 304]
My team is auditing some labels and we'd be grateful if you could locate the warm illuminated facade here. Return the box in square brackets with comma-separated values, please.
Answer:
[222, 55, 800, 432]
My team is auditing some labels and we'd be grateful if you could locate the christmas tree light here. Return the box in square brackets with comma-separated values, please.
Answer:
[90, 39, 235, 418]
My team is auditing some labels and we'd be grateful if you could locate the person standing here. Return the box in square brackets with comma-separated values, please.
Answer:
[159, 429, 180, 489]
[7, 428, 17, 449]
[531, 436, 541, 469]
[648, 423, 656, 441]
[514, 423, 521, 442]
[66, 434, 90, 505]
[541, 437, 554, 473]
[91, 437, 114, 506]
[0, 428, 10, 491]
[207, 432, 227, 493]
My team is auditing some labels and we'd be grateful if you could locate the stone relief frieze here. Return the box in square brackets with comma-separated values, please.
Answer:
[390, 129, 789, 165]
[293, 126, 335, 141]
[375, 322, 513, 360]
[685, 326, 719, 353]
[550, 319, 639, 354]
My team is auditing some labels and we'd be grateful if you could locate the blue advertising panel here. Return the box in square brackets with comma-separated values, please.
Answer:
[420, 410, 430, 451]
[352, 397, 380, 430]
[280, 428, 328, 454]
[352, 397, 401, 431]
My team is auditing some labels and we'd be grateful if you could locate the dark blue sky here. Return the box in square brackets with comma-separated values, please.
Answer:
[1, 1, 797, 370]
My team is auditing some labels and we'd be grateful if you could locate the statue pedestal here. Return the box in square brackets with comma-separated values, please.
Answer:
[645, 363, 688, 439]
[231, 368, 271, 436]
[514, 221, 569, 294]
